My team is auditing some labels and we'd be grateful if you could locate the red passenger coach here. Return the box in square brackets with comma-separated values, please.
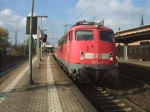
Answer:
[54, 21, 119, 83]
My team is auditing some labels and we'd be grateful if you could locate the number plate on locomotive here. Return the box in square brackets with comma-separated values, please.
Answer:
[102, 54, 109, 59]
[85, 53, 94, 59]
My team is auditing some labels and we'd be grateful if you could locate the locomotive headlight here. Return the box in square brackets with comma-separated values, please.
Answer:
[94, 24, 99, 28]
[109, 57, 113, 61]
[80, 56, 85, 60]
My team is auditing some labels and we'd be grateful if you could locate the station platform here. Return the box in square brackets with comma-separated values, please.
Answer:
[117, 57, 150, 68]
[0, 54, 97, 112]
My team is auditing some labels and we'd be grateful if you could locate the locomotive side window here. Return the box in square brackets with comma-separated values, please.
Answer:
[76, 30, 94, 41]
[69, 31, 73, 41]
[62, 34, 67, 44]
[100, 31, 115, 42]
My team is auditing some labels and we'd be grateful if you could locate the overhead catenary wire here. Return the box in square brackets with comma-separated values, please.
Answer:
[65, 0, 96, 25]
[64, 0, 96, 33]
[69, 0, 149, 27]
[75, 0, 96, 21]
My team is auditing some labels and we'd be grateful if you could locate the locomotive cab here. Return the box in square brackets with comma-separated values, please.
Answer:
[70, 21, 119, 83]
[54, 20, 119, 84]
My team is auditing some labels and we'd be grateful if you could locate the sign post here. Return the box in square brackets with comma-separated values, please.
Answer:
[36, 26, 40, 68]
[29, 0, 34, 84]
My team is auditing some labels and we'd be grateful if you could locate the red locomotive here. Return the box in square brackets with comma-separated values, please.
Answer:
[54, 20, 119, 83]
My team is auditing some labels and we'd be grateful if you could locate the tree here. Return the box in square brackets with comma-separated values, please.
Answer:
[0, 26, 10, 55]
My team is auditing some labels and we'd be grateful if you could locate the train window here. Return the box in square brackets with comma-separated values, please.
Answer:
[100, 31, 114, 42]
[69, 31, 73, 41]
[61, 34, 67, 45]
[76, 30, 94, 41]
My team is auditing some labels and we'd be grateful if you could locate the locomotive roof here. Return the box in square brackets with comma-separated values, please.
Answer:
[70, 20, 113, 31]
[71, 25, 112, 31]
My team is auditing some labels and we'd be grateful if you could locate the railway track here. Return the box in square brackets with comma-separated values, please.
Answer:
[77, 83, 132, 112]
[78, 83, 128, 112]
[0, 57, 28, 73]
[118, 75, 149, 110]
[75, 76, 149, 112]
[71, 65, 149, 112]
[0, 58, 28, 84]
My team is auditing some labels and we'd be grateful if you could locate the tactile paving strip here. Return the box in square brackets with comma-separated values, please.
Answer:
[47, 56, 62, 112]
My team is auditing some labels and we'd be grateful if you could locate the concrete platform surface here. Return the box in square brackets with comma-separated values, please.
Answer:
[0, 54, 97, 112]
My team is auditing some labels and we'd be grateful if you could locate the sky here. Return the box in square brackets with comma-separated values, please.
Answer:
[0, 0, 150, 45]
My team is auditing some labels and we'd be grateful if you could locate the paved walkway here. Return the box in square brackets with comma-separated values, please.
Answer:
[0, 54, 97, 112]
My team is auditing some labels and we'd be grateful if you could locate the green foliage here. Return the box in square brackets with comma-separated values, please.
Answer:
[11, 44, 36, 56]
[0, 26, 10, 55]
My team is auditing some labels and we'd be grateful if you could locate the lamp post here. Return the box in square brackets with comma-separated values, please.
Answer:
[34, 16, 48, 62]
[29, 0, 34, 84]
[27, 1, 48, 84]
[36, 26, 40, 68]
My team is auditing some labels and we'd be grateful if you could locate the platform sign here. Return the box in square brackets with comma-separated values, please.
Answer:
[26, 17, 37, 34]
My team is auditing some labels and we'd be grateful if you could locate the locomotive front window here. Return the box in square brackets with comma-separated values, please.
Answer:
[100, 31, 115, 42]
[76, 30, 94, 41]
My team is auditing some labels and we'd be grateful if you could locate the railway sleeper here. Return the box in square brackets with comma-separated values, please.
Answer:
[103, 108, 132, 112]
[90, 94, 109, 97]
[101, 106, 126, 111]
[97, 101, 118, 105]
[95, 96, 115, 100]
[101, 103, 125, 108]
[94, 97, 120, 103]
[95, 99, 119, 103]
